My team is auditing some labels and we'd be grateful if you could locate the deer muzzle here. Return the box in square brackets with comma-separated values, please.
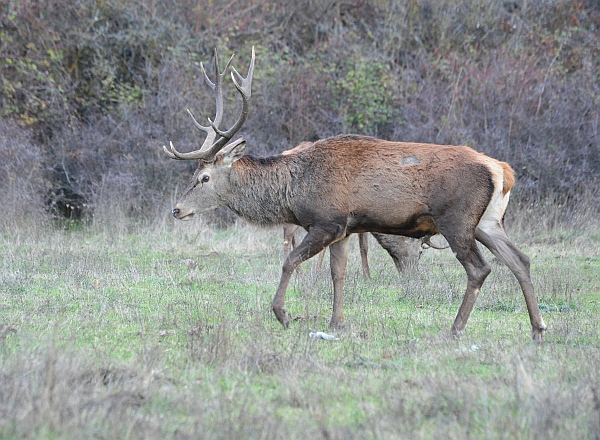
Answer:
[172, 206, 194, 221]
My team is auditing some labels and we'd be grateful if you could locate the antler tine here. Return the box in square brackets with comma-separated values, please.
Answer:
[162, 48, 252, 162]
[200, 63, 215, 90]
[212, 46, 255, 140]
[198, 49, 217, 90]
[162, 141, 201, 160]
[205, 52, 234, 129]
[230, 46, 255, 99]
[186, 108, 210, 132]
[181, 108, 224, 160]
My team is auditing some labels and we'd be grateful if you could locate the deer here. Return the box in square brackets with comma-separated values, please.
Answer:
[281, 142, 423, 279]
[163, 48, 547, 342]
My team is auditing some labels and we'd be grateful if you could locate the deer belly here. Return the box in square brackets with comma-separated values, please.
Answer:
[347, 211, 438, 237]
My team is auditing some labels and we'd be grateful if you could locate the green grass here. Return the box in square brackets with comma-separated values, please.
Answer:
[0, 220, 599, 439]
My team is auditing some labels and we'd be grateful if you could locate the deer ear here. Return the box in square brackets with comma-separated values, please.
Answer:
[217, 138, 246, 167]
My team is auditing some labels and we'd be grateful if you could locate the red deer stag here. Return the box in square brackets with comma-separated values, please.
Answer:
[163, 48, 547, 341]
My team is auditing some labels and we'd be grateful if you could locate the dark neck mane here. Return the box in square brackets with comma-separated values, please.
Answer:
[224, 155, 301, 226]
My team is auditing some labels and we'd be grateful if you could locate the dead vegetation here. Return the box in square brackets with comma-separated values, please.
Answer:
[0, 0, 598, 225]
[1, 1, 599, 437]
[0, 220, 599, 438]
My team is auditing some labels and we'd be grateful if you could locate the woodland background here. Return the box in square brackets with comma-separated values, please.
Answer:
[0, 0, 599, 227]
[1, 3, 600, 438]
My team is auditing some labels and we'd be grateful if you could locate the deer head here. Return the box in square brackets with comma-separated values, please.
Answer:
[163, 48, 255, 220]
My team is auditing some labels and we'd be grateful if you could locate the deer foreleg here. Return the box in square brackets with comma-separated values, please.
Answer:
[272, 226, 341, 328]
[329, 236, 350, 328]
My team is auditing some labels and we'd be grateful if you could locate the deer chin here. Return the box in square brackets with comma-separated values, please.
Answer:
[178, 212, 195, 221]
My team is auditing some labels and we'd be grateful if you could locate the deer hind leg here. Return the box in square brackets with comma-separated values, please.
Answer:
[439, 229, 492, 338]
[283, 224, 302, 260]
[282, 224, 296, 258]
[272, 226, 341, 329]
[329, 236, 350, 328]
[315, 248, 326, 272]
[358, 233, 371, 280]
[476, 224, 546, 342]
[283, 224, 307, 275]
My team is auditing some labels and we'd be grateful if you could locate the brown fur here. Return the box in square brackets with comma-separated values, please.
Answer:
[281, 142, 313, 155]
[281, 141, 422, 281]
[501, 161, 515, 195]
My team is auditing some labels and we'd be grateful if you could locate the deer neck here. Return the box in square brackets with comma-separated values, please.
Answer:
[223, 155, 298, 226]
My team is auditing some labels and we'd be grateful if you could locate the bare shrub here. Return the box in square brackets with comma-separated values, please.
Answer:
[0, 0, 598, 228]
[0, 121, 49, 230]
[45, 110, 181, 227]
[0, 348, 156, 439]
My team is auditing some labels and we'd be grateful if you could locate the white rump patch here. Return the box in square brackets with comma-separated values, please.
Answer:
[477, 158, 509, 234]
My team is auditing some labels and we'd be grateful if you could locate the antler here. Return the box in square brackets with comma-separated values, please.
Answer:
[163, 47, 255, 162]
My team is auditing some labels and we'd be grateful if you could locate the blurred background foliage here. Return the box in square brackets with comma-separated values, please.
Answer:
[0, 0, 598, 224]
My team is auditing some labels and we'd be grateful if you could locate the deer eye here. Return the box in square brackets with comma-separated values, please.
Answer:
[201, 175, 210, 183]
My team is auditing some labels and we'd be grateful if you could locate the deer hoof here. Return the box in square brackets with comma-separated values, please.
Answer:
[273, 307, 291, 329]
[450, 326, 463, 339]
[328, 318, 345, 329]
[532, 326, 546, 343]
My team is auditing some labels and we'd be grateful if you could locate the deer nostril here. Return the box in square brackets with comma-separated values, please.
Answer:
[172, 208, 180, 218]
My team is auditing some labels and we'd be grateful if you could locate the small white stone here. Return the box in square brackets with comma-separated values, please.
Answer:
[309, 332, 339, 341]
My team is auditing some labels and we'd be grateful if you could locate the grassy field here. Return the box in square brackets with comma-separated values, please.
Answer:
[1, 216, 599, 439]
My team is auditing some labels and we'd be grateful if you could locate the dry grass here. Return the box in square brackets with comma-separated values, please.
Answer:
[0, 208, 599, 439]
[1, 2, 599, 436]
